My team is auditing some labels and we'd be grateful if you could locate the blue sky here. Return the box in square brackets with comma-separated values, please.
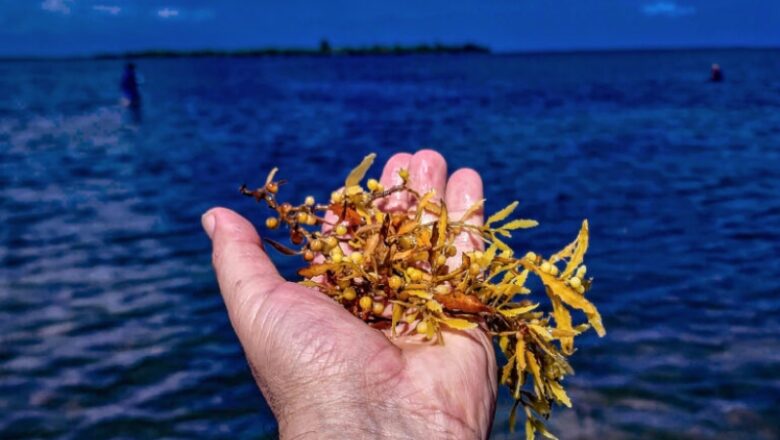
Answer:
[1, 0, 778, 56]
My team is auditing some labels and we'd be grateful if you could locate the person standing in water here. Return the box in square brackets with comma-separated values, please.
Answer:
[120, 62, 141, 107]
[710, 63, 724, 82]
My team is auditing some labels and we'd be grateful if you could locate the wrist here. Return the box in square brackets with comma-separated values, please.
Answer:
[277, 400, 486, 440]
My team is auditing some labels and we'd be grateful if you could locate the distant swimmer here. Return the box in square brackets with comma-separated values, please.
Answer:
[120, 62, 141, 107]
[710, 64, 723, 82]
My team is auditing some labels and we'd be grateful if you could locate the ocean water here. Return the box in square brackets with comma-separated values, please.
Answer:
[2, 49, 780, 439]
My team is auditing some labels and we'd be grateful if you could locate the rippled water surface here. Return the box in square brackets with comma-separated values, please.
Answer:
[2, 50, 780, 439]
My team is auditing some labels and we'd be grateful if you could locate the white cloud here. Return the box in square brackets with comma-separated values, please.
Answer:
[157, 7, 180, 19]
[93, 5, 121, 15]
[41, 0, 74, 14]
[642, 2, 696, 17]
[153, 7, 214, 22]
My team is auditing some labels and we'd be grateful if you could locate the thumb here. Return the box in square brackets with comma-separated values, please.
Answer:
[201, 207, 398, 403]
[201, 207, 285, 343]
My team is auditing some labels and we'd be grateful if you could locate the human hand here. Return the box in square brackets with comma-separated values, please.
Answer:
[201, 151, 497, 439]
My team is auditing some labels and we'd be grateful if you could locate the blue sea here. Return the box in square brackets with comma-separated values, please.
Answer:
[2, 49, 780, 439]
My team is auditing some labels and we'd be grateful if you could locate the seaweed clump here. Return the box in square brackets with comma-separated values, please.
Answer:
[240, 153, 605, 439]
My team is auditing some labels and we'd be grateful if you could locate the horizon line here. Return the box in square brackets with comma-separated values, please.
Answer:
[1, 44, 778, 61]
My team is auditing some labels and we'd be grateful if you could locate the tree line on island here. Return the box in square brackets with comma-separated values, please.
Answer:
[93, 40, 490, 60]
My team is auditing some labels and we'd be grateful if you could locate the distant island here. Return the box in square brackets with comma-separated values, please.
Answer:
[92, 41, 490, 60]
[5, 45, 778, 62]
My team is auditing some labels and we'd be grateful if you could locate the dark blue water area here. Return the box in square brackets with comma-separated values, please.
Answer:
[1, 49, 780, 439]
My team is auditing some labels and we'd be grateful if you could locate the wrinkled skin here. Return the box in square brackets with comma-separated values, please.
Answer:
[202, 151, 497, 439]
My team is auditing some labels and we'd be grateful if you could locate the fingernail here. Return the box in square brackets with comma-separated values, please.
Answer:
[201, 211, 216, 239]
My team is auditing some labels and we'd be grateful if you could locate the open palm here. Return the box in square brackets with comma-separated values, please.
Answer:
[202, 151, 497, 439]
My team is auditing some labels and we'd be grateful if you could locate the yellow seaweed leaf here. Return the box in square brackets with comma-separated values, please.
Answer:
[498, 303, 539, 317]
[525, 419, 535, 440]
[417, 228, 432, 247]
[391, 303, 403, 337]
[405, 289, 433, 299]
[486, 201, 519, 226]
[391, 249, 414, 262]
[562, 220, 588, 278]
[437, 316, 478, 330]
[412, 251, 430, 262]
[499, 335, 510, 352]
[397, 220, 419, 235]
[355, 206, 372, 221]
[481, 242, 498, 267]
[345, 153, 376, 187]
[436, 201, 448, 248]
[513, 368, 525, 399]
[574, 323, 591, 333]
[459, 199, 485, 222]
[497, 283, 530, 297]
[516, 338, 527, 372]
[501, 269, 515, 284]
[402, 311, 418, 324]
[492, 236, 513, 254]
[513, 269, 529, 287]
[520, 259, 605, 337]
[363, 233, 380, 259]
[549, 293, 575, 354]
[425, 299, 443, 313]
[345, 185, 363, 197]
[501, 354, 515, 384]
[529, 324, 554, 342]
[548, 380, 572, 407]
[549, 279, 603, 337]
[549, 233, 577, 264]
[530, 418, 559, 440]
[298, 263, 338, 278]
[551, 328, 580, 339]
[526, 350, 543, 398]
[423, 318, 436, 339]
[501, 219, 539, 230]
[424, 203, 442, 217]
[415, 190, 436, 221]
